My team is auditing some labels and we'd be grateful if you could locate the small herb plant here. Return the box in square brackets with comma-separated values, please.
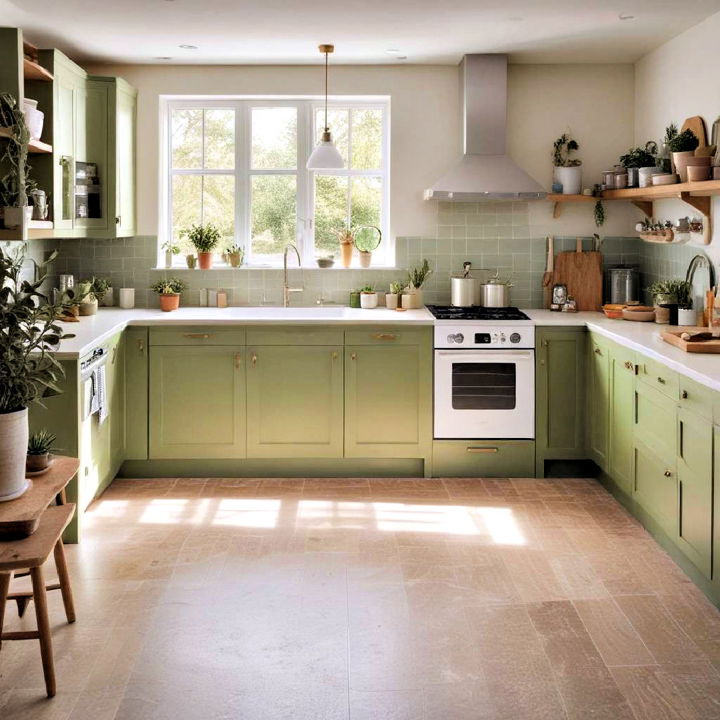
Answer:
[667, 127, 699, 153]
[389, 281, 404, 295]
[28, 429, 56, 455]
[552, 133, 581, 167]
[408, 259, 432, 289]
[360, 284, 375, 294]
[646, 279, 692, 306]
[150, 277, 186, 295]
[619, 142, 657, 168]
[182, 223, 221, 253]
[161, 241, 181, 255]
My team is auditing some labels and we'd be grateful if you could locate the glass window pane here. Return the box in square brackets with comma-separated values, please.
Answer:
[251, 175, 297, 260]
[252, 107, 297, 169]
[171, 108, 202, 169]
[203, 109, 235, 169]
[351, 176, 382, 229]
[315, 108, 349, 166]
[172, 174, 202, 251]
[314, 175, 348, 257]
[351, 109, 382, 170]
[203, 175, 235, 246]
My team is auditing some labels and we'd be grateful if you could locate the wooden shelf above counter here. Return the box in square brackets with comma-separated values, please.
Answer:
[23, 58, 54, 82]
[0, 126, 52, 153]
[601, 180, 720, 218]
[547, 193, 595, 218]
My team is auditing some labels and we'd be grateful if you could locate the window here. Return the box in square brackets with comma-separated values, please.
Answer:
[161, 98, 390, 267]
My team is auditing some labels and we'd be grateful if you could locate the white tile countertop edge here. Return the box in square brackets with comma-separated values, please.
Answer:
[52, 306, 720, 394]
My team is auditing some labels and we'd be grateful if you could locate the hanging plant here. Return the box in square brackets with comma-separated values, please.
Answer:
[593, 200, 605, 228]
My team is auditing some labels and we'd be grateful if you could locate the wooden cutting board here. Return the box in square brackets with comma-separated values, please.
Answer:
[552, 239, 603, 311]
[681, 116, 708, 147]
[662, 328, 720, 353]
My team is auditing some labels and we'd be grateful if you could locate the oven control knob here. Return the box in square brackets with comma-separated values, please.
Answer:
[510, 333, 521, 344]
[454, 333, 465, 344]
[446, 334, 455, 343]
[500, 333, 506, 343]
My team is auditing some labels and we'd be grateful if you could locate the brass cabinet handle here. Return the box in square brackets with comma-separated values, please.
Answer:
[251, 353, 257, 367]
[235, 353, 241, 369]
[351, 353, 357, 361]
[372, 333, 397, 341]
[542, 340, 549, 348]
[681, 390, 688, 399]
[657, 376, 666, 384]
[183, 333, 211, 339]
[594, 347, 603, 356]
[331, 351, 338, 360]
[624, 361, 633, 370]
[664, 470, 672, 477]
[111, 345, 118, 364]
[467, 447, 499, 454]
[137, 338, 144, 353]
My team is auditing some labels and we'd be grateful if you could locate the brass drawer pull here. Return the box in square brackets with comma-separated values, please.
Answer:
[372, 333, 397, 341]
[594, 347, 603, 356]
[664, 470, 672, 478]
[657, 376, 666, 384]
[183, 333, 211, 339]
[235, 353, 241, 369]
[624, 361, 633, 370]
[331, 351, 338, 360]
[137, 338, 144, 353]
[681, 390, 688, 399]
[251, 353, 257, 367]
[466, 447, 499, 454]
[351, 353, 357, 361]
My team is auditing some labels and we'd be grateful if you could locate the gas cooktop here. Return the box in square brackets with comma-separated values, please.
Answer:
[426, 305, 531, 322]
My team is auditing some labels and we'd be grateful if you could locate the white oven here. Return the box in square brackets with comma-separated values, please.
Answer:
[433, 321, 535, 439]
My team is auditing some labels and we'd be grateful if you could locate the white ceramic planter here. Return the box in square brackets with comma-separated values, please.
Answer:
[358, 251, 372, 269]
[79, 298, 99, 316]
[385, 293, 399, 310]
[3, 206, 32, 230]
[360, 292, 378, 309]
[23, 98, 44, 140]
[678, 308, 697, 326]
[401, 289, 423, 309]
[0, 408, 30, 502]
[555, 166, 582, 195]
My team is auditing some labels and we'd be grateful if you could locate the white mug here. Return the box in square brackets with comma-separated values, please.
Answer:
[119, 288, 135, 309]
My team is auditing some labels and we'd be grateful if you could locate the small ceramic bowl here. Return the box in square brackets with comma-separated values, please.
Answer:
[652, 173, 678, 186]
[623, 306, 656, 322]
[316, 257, 335, 268]
[602, 304, 626, 319]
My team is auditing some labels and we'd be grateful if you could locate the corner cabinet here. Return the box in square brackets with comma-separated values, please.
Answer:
[535, 327, 586, 477]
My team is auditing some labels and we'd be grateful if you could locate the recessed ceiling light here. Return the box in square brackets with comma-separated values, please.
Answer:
[385, 49, 400, 55]
[618, 13, 635, 20]
[179, 44, 198, 50]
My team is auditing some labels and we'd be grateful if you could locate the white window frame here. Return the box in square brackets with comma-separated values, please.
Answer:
[159, 96, 391, 268]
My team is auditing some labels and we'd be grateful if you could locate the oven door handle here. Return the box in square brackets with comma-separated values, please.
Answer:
[435, 350, 534, 362]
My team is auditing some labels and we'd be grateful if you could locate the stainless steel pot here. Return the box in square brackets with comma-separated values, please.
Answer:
[480, 277, 512, 307]
[450, 262, 480, 306]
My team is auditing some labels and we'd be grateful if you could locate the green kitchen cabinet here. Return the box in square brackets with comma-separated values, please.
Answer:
[88, 76, 137, 237]
[587, 334, 610, 471]
[107, 332, 126, 475]
[677, 408, 713, 578]
[607, 343, 636, 494]
[634, 380, 677, 467]
[634, 439, 677, 538]
[149, 346, 246, 459]
[124, 327, 148, 460]
[246, 345, 344, 458]
[344, 329, 432, 460]
[535, 327, 586, 476]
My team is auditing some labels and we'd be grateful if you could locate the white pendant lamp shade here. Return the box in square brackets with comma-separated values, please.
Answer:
[307, 44, 344, 170]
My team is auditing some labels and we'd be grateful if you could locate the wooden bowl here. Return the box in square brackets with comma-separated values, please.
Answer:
[603, 304, 625, 319]
[623, 306, 655, 322]
[652, 173, 678, 186]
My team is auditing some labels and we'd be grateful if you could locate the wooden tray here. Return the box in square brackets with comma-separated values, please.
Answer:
[661, 328, 720, 353]
[0, 456, 78, 539]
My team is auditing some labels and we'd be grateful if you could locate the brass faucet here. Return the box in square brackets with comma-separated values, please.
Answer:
[283, 244, 303, 307]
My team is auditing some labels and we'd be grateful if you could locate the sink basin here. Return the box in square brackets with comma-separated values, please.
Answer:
[226, 306, 350, 319]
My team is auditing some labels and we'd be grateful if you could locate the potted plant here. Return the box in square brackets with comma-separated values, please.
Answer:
[619, 142, 658, 187]
[0, 245, 72, 501]
[226, 244, 244, 268]
[667, 125, 699, 182]
[162, 241, 181, 269]
[0, 92, 35, 231]
[403, 259, 432, 309]
[359, 284, 378, 309]
[151, 277, 186, 312]
[386, 281, 403, 310]
[182, 223, 221, 269]
[76, 277, 109, 316]
[647, 279, 688, 324]
[334, 226, 355, 269]
[26, 429, 56, 473]
[552, 133, 582, 195]
[354, 225, 382, 268]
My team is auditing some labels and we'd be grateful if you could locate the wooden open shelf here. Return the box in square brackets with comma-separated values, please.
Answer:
[547, 193, 595, 218]
[0, 126, 52, 153]
[23, 58, 53, 82]
[0, 220, 54, 241]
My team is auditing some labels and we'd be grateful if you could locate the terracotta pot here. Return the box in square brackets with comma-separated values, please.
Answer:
[197, 252, 213, 270]
[0, 408, 30, 502]
[159, 293, 180, 312]
[671, 151, 694, 183]
[358, 251, 372, 269]
[26, 453, 49, 473]
[340, 242, 353, 269]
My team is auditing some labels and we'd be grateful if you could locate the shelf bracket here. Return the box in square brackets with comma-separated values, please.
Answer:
[552, 201, 561, 219]
[631, 200, 653, 218]
[679, 192, 712, 245]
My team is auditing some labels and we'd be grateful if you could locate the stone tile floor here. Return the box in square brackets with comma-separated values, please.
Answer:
[1, 476, 719, 719]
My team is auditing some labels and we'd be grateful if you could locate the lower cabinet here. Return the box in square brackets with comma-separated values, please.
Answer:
[633, 439, 677, 538]
[246, 345, 343, 458]
[124, 327, 148, 459]
[149, 346, 246, 459]
[587, 336, 610, 471]
[608, 343, 636, 495]
[344, 337, 431, 459]
[432, 440, 535, 477]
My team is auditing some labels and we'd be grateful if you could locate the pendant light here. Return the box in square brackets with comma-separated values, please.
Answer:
[306, 44, 344, 170]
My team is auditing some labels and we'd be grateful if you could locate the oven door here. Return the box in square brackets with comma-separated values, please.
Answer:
[434, 350, 535, 439]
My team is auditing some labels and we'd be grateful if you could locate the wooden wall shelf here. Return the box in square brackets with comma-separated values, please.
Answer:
[0, 127, 52, 153]
[0, 220, 54, 241]
[547, 193, 595, 218]
[23, 58, 53, 82]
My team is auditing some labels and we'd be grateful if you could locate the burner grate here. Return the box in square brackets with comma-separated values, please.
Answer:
[427, 305, 531, 321]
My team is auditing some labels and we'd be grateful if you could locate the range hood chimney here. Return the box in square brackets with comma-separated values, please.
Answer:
[424, 54, 546, 201]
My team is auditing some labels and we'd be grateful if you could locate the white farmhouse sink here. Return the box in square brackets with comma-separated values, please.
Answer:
[226, 306, 350, 320]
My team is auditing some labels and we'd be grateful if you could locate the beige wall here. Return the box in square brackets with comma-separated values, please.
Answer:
[635, 11, 720, 260]
[86, 61, 637, 239]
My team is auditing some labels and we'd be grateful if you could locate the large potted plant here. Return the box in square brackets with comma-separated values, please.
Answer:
[619, 142, 657, 187]
[183, 223, 221, 269]
[0, 92, 34, 231]
[0, 245, 72, 501]
[151, 277, 186, 311]
[552, 133, 582, 195]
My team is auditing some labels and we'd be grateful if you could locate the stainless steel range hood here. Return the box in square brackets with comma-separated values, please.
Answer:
[424, 54, 546, 202]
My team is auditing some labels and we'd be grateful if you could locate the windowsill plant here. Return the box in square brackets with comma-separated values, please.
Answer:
[162, 241, 181, 269]
[150, 277, 186, 312]
[226, 244, 244, 268]
[182, 223, 221, 270]
[354, 225, 382, 268]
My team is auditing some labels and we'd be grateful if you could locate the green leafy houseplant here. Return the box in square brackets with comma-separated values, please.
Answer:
[408, 259, 432, 289]
[646, 279, 692, 307]
[667, 129, 699, 154]
[182, 223, 221, 269]
[151, 276, 186, 311]
[354, 225, 382, 268]
[389, 281, 404, 295]
[552, 134, 581, 167]
[0, 244, 73, 498]
[593, 200, 605, 228]
[619, 143, 657, 168]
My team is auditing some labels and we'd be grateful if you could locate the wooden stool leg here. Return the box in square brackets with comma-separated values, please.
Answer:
[30, 566, 56, 698]
[53, 539, 76, 624]
[0, 572, 12, 650]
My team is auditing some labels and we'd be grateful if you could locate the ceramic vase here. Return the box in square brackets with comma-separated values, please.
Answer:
[0, 408, 30, 502]
[340, 242, 353, 269]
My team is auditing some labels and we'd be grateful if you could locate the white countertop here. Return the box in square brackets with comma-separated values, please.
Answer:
[54, 306, 720, 393]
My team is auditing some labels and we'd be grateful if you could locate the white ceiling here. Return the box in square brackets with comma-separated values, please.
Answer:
[3, 0, 720, 65]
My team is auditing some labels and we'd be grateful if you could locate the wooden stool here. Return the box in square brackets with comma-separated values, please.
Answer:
[0, 504, 76, 698]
